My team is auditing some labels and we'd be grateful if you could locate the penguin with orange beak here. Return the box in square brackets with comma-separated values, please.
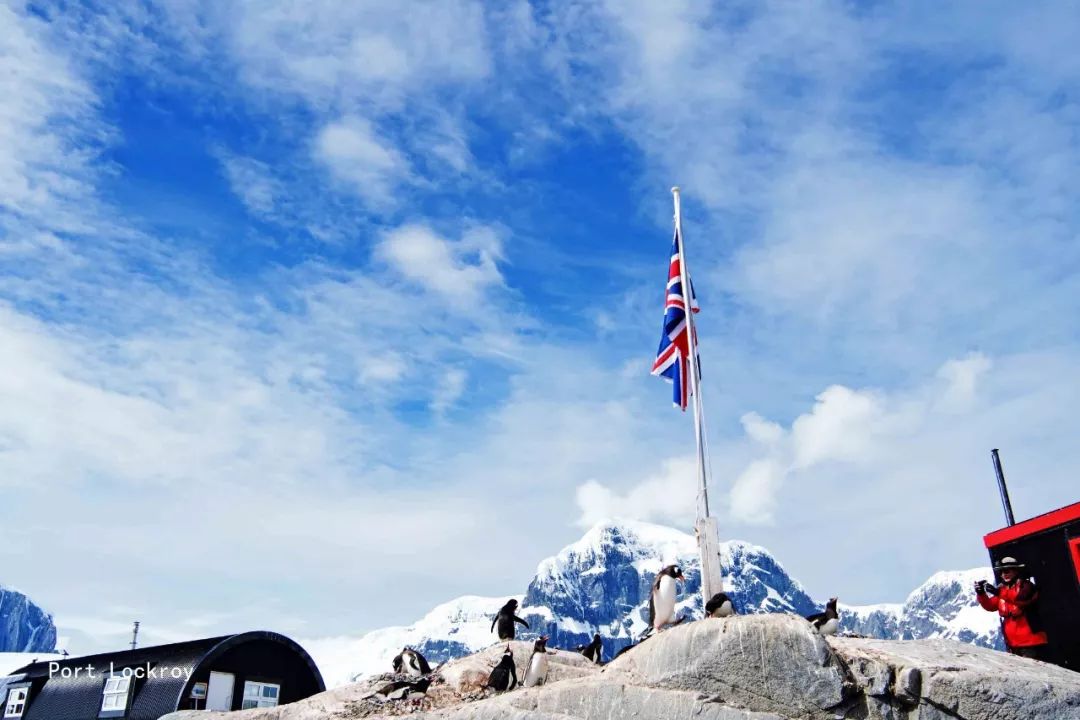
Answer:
[522, 635, 554, 687]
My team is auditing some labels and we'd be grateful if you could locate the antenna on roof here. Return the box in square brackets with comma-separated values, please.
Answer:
[130, 621, 140, 650]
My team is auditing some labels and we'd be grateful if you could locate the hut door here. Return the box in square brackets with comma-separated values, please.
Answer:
[206, 671, 235, 711]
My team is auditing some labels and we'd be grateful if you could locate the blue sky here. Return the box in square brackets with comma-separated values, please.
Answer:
[1, 1, 1078, 654]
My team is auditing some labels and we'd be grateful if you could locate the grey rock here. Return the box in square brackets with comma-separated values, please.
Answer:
[519, 678, 788, 720]
[606, 614, 849, 717]
[896, 666, 921, 704]
[831, 636, 1080, 720]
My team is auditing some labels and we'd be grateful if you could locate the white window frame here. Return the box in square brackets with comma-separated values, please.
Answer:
[100, 675, 132, 714]
[240, 681, 280, 710]
[4, 687, 28, 719]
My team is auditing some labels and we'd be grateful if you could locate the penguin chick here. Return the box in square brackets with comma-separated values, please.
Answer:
[705, 592, 735, 618]
[522, 636, 553, 687]
[577, 633, 603, 664]
[806, 597, 840, 636]
[392, 647, 432, 677]
[647, 564, 685, 632]
[367, 677, 431, 703]
[391, 649, 404, 674]
[486, 645, 519, 692]
[490, 598, 530, 641]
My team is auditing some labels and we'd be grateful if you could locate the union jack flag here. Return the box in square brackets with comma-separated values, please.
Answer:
[651, 228, 700, 410]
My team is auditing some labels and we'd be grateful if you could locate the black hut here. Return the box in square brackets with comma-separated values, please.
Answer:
[0, 630, 324, 720]
[983, 500, 1080, 671]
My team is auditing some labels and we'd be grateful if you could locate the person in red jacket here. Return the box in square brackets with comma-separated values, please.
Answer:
[974, 556, 1049, 660]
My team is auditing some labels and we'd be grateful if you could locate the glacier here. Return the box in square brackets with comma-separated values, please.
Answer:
[0, 586, 57, 654]
[306, 519, 1003, 686]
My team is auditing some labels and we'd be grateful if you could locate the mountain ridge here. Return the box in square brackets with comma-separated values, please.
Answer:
[304, 518, 1002, 686]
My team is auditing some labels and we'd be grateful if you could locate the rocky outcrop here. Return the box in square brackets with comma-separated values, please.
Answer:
[163, 615, 1080, 720]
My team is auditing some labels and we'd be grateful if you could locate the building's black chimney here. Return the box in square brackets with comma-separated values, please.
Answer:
[130, 621, 140, 650]
[991, 448, 1016, 527]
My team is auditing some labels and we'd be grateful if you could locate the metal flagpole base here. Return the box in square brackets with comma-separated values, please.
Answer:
[696, 516, 724, 604]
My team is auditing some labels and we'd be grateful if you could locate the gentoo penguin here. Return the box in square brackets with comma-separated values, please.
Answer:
[806, 597, 840, 635]
[490, 598, 530, 641]
[367, 677, 431, 703]
[522, 636, 554, 687]
[486, 645, 519, 692]
[577, 633, 603, 664]
[647, 564, 685, 632]
[705, 592, 735, 618]
[392, 647, 432, 677]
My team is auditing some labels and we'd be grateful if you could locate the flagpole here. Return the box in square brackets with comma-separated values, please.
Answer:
[671, 186, 724, 605]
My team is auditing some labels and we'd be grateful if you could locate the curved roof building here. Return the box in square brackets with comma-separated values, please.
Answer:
[0, 630, 324, 719]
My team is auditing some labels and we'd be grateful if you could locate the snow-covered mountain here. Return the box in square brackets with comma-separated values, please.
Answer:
[309, 519, 1002, 685]
[303, 596, 521, 687]
[518, 519, 817, 653]
[843, 568, 1003, 649]
[0, 587, 56, 653]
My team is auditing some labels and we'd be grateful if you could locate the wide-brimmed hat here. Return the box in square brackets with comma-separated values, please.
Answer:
[995, 556, 1026, 570]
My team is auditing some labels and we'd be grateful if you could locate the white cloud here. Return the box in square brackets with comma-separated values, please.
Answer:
[729, 458, 785, 526]
[216, 151, 282, 218]
[218, 0, 491, 108]
[430, 368, 467, 416]
[534, 1, 1080, 364]
[314, 117, 410, 209]
[937, 352, 992, 411]
[581, 353, 1004, 529]
[575, 456, 699, 528]
[790, 385, 888, 471]
[740, 411, 784, 446]
[0, 4, 106, 237]
[725, 354, 999, 525]
[358, 354, 405, 385]
[375, 224, 503, 305]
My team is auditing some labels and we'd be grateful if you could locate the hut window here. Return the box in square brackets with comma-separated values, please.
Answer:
[4, 687, 28, 718]
[100, 675, 132, 713]
[241, 681, 280, 709]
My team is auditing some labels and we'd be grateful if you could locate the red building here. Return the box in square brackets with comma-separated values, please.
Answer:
[984, 501, 1080, 671]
